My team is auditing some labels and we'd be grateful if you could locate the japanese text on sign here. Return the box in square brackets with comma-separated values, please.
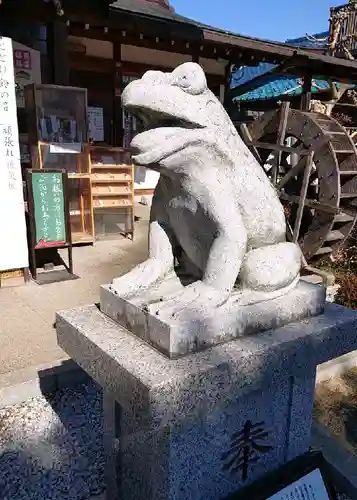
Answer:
[31, 172, 66, 247]
[0, 36, 29, 271]
[267, 469, 330, 500]
[14, 50, 31, 70]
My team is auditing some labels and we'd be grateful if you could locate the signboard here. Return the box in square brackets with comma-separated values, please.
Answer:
[88, 106, 104, 142]
[30, 171, 67, 248]
[0, 36, 29, 272]
[12, 41, 41, 108]
[227, 451, 337, 500]
[26, 169, 73, 280]
[267, 469, 330, 499]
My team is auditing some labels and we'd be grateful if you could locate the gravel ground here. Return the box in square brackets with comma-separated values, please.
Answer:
[0, 382, 104, 500]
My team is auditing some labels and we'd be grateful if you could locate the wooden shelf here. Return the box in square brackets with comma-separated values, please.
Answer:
[68, 173, 91, 179]
[92, 192, 131, 197]
[93, 199, 133, 208]
[92, 187, 131, 195]
[92, 179, 131, 184]
[70, 209, 92, 216]
[71, 231, 95, 244]
[89, 145, 134, 238]
[91, 164, 131, 169]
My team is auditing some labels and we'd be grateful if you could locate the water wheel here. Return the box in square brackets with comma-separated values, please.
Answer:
[243, 103, 357, 263]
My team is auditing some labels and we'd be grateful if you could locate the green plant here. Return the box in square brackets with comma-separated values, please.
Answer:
[332, 244, 357, 272]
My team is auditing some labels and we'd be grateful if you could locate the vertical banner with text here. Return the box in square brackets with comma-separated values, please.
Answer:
[0, 37, 29, 271]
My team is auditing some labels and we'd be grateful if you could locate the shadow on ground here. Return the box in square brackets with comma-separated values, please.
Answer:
[0, 381, 104, 500]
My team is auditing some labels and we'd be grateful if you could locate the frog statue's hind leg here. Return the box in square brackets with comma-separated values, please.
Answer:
[233, 241, 302, 306]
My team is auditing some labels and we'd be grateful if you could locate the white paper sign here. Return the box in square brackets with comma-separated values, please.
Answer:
[49, 142, 82, 154]
[88, 106, 104, 142]
[0, 37, 29, 271]
[267, 468, 330, 500]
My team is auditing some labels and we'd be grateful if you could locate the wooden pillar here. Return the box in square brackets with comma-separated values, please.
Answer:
[219, 84, 225, 103]
[113, 43, 123, 147]
[301, 74, 312, 111]
[48, 19, 69, 85]
[223, 61, 232, 109]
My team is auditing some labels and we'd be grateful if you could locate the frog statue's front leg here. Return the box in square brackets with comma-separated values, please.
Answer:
[147, 204, 248, 319]
[110, 218, 175, 300]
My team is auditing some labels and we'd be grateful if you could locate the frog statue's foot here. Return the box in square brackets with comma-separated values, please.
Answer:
[144, 281, 229, 319]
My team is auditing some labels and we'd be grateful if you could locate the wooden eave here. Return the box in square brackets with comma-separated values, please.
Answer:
[205, 30, 357, 84]
[69, 6, 357, 85]
[3, 0, 357, 86]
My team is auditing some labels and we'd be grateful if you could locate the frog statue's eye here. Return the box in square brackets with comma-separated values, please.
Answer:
[171, 62, 207, 95]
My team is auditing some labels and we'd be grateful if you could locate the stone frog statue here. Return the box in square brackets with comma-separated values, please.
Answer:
[111, 62, 302, 319]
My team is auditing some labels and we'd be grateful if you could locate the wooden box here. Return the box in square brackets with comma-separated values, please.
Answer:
[90, 146, 134, 239]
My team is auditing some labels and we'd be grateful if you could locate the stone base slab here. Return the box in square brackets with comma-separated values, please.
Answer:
[100, 280, 326, 358]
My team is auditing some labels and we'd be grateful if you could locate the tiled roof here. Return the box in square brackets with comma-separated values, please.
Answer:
[109, 0, 310, 41]
[233, 31, 339, 102]
[109, 0, 211, 28]
[286, 31, 329, 49]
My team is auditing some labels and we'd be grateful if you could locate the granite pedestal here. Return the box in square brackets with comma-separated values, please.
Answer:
[56, 302, 357, 500]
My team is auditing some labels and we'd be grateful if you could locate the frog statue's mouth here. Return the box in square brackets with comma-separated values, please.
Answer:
[129, 106, 200, 133]
[124, 103, 205, 168]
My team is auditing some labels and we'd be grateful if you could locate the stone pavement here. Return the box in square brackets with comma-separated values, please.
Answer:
[0, 205, 149, 381]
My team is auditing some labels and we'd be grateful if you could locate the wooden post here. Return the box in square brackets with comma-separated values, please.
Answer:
[48, 19, 69, 85]
[301, 75, 312, 111]
[271, 101, 290, 186]
[114, 43, 123, 146]
[292, 152, 314, 242]
[223, 61, 232, 109]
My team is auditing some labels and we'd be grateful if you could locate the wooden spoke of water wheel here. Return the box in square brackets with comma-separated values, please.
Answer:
[244, 103, 357, 263]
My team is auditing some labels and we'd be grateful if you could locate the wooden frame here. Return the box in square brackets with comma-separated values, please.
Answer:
[24, 83, 88, 144]
[24, 83, 95, 244]
[26, 168, 73, 281]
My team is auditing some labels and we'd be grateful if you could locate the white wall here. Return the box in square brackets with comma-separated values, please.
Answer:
[134, 166, 160, 191]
